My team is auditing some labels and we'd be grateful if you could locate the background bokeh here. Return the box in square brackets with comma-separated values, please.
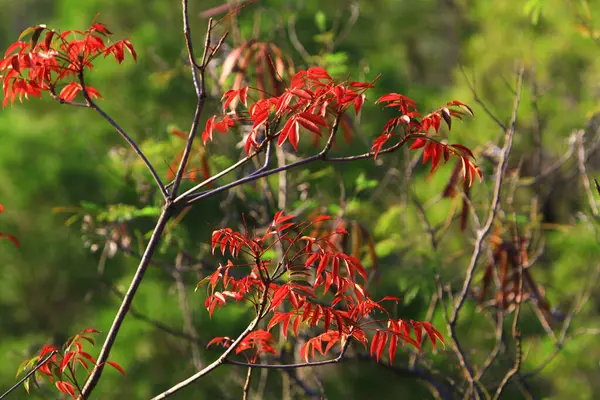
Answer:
[1, 0, 600, 398]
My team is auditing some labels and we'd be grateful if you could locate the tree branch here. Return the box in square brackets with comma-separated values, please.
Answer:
[0, 350, 58, 400]
[151, 286, 271, 399]
[78, 207, 173, 399]
[170, 6, 212, 198]
[77, 71, 168, 200]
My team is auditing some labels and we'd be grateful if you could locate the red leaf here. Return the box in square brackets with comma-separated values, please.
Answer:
[388, 335, 398, 365]
[305, 252, 320, 267]
[300, 341, 310, 363]
[106, 360, 126, 375]
[290, 88, 313, 100]
[0, 232, 20, 247]
[451, 143, 475, 159]
[371, 133, 392, 159]
[379, 296, 401, 303]
[410, 137, 427, 150]
[202, 115, 216, 144]
[55, 381, 77, 398]
[59, 82, 82, 101]
[39, 345, 58, 358]
[270, 285, 290, 311]
[446, 100, 474, 116]
[354, 93, 365, 115]
[376, 332, 387, 363]
[297, 116, 323, 136]
[83, 86, 103, 100]
[121, 39, 137, 61]
[59, 352, 75, 372]
[77, 351, 97, 365]
[370, 330, 381, 358]
[316, 254, 330, 278]
[312, 215, 332, 223]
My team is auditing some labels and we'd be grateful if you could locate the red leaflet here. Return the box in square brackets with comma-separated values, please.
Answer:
[0, 232, 20, 247]
[59, 352, 75, 372]
[203, 210, 445, 367]
[371, 133, 392, 159]
[59, 82, 102, 102]
[18, 327, 124, 398]
[222, 87, 249, 111]
[354, 93, 365, 115]
[106, 361, 126, 375]
[375, 93, 417, 114]
[201, 116, 216, 144]
[56, 381, 77, 399]
[372, 94, 479, 185]
[269, 285, 290, 311]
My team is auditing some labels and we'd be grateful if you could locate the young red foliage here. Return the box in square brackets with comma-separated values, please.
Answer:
[0, 16, 136, 107]
[372, 97, 481, 186]
[200, 211, 444, 367]
[16, 328, 124, 398]
[200, 67, 377, 153]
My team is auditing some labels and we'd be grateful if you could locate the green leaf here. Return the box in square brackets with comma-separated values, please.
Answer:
[355, 172, 378, 193]
[195, 276, 211, 291]
[523, 0, 543, 25]
[315, 11, 327, 32]
[18, 25, 47, 47]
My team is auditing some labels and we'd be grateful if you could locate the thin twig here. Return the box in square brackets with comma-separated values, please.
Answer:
[77, 71, 168, 199]
[460, 65, 507, 131]
[170, 10, 212, 198]
[151, 286, 271, 400]
[447, 66, 525, 396]
[184, 116, 343, 206]
[576, 130, 599, 216]
[0, 350, 58, 400]
[451, 67, 524, 324]
[243, 366, 253, 400]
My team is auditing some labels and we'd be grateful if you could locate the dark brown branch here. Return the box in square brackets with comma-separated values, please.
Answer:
[183, 117, 342, 205]
[224, 340, 351, 370]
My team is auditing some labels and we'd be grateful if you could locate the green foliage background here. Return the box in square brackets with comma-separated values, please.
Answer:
[1, 0, 600, 398]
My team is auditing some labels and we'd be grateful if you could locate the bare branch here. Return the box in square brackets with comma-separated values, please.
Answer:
[77, 71, 168, 199]
[151, 286, 271, 399]
[78, 207, 173, 399]
[451, 66, 525, 325]
[170, 8, 213, 198]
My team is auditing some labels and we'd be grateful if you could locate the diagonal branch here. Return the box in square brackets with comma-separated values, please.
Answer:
[150, 286, 271, 399]
[0, 350, 58, 400]
[77, 71, 168, 199]
[78, 207, 173, 399]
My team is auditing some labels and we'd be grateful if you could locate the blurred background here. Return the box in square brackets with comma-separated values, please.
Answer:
[1, 0, 600, 398]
